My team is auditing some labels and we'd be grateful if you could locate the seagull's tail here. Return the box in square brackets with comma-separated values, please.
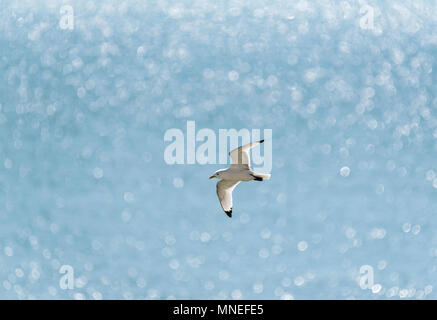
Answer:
[252, 173, 271, 181]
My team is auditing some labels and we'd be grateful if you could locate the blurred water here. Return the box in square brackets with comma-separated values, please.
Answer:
[0, 0, 437, 299]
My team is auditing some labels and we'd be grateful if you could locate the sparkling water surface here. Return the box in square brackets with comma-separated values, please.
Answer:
[0, 0, 437, 299]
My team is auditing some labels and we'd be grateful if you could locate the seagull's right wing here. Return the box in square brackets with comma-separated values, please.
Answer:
[229, 140, 264, 169]
[216, 180, 240, 218]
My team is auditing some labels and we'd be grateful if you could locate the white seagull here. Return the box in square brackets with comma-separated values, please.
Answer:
[209, 140, 271, 218]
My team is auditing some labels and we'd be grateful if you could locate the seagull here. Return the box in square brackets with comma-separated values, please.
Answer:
[209, 140, 271, 218]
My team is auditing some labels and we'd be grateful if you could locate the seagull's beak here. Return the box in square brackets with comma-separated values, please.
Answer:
[209, 175, 215, 179]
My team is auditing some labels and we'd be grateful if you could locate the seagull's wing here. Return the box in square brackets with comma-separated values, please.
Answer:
[216, 180, 240, 218]
[229, 140, 264, 169]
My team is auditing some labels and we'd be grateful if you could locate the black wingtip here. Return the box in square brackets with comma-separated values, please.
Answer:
[260, 139, 264, 143]
[225, 209, 232, 218]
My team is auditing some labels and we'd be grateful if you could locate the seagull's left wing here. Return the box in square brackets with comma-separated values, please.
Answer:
[216, 180, 240, 218]
[229, 140, 264, 169]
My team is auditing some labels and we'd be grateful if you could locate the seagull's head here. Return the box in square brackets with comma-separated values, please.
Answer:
[209, 170, 221, 179]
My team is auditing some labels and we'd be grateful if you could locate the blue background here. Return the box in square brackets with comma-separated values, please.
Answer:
[0, 0, 436, 299]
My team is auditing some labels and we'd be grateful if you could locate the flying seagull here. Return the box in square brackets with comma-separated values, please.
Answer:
[209, 140, 271, 218]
